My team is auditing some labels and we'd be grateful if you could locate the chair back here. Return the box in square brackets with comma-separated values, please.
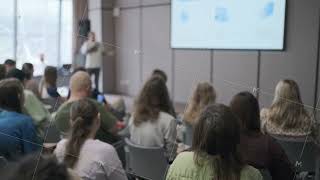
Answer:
[271, 135, 319, 175]
[125, 138, 168, 180]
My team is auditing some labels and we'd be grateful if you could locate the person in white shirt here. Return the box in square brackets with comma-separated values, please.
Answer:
[129, 76, 177, 162]
[54, 98, 127, 180]
[80, 32, 104, 90]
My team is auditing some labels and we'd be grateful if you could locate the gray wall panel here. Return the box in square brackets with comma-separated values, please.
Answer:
[142, 5, 173, 94]
[213, 51, 259, 105]
[174, 50, 211, 103]
[115, 9, 141, 95]
[259, 0, 320, 112]
[141, 0, 170, 6]
[115, 0, 140, 8]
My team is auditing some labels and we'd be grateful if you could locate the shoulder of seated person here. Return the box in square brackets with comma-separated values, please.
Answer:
[159, 111, 175, 120]
[241, 165, 262, 178]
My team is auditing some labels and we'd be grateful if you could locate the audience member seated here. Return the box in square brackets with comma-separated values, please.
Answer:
[151, 69, 176, 118]
[6, 68, 50, 138]
[54, 71, 119, 144]
[54, 99, 127, 180]
[39, 66, 61, 99]
[2, 154, 80, 180]
[71, 67, 126, 120]
[230, 92, 294, 180]
[261, 79, 314, 136]
[166, 104, 262, 180]
[183, 82, 216, 145]
[4, 59, 16, 74]
[129, 76, 177, 161]
[0, 64, 6, 80]
[22, 63, 40, 98]
[0, 79, 39, 160]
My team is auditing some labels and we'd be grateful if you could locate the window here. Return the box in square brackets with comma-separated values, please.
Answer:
[0, 0, 72, 70]
[0, 1, 15, 63]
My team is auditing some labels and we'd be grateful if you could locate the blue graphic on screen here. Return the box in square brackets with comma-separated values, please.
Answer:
[171, 0, 286, 50]
[263, 1, 275, 17]
[214, 7, 228, 23]
[180, 11, 189, 23]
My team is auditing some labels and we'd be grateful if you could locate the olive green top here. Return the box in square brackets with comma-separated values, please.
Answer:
[166, 152, 263, 180]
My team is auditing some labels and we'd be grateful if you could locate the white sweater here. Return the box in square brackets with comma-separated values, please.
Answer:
[81, 41, 104, 68]
[129, 112, 177, 161]
[54, 139, 127, 180]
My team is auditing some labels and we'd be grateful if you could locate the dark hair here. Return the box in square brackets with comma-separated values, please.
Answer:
[72, 67, 87, 75]
[230, 92, 261, 133]
[44, 66, 58, 88]
[192, 104, 243, 180]
[152, 69, 167, 83]
[0, 79, 24, 113]
[22, 63, 34, 80]
[6, 69, 26, 83]
[0, 64, 6, 80]
[2, 154, 70, 180]
[133, 76, 171, 126]
[4, 59, 16, 66]
[64, 98, 99, 168]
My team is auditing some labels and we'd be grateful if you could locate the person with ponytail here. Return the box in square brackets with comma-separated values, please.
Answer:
[166, 104, 262, 180]
[54, 98, 127, 180]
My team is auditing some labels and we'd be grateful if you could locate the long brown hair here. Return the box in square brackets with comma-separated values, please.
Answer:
[133, 76, 171, 126]
[184, 82, 216, 126]
[0, 78, 24, 113]
[192, 104, 244, 180]
[64, 98, 99, 168]
[230, 92, 261, 133]
[268, 79, 311, 130]
[44, 66, 58, 88]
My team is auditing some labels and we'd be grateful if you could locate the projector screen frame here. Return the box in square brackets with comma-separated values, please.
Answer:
[170, 0, 288, 51]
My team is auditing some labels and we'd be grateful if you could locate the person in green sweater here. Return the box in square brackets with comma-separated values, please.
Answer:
[54, 71, 118, 144]
[166, 104, 262, 180]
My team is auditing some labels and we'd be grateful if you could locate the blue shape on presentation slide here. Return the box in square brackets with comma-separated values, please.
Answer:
[214, 7, 228, 23]
[263, 1, 274, 17]
[180, 11, 189, 23]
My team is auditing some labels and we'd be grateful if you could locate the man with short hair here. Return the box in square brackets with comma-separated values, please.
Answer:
[54, 71, 118, 143]
[81, 32, 104, 90]
[4, 59, 16, 74]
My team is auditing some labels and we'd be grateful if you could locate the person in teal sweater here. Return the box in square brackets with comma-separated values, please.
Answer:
[166, 104, 262, 180]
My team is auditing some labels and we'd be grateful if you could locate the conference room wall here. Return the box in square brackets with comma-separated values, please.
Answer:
[114, 0, 320, 113]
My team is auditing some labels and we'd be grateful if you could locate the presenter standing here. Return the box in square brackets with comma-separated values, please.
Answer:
[81, 32, 104, 90]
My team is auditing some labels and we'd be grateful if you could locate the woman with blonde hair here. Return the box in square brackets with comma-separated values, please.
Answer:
[261, 79, 313, 136]
[182, 82, 216, 145]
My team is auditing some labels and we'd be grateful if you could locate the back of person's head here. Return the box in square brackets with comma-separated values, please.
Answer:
[72, 67, 87, 75]
[64, 98, 99, 168]
[269, 79, 310, 129]
[133, 76, 171, 126]
[0, 64, 6, 80]
[4, 59, 16, 67]
[0, 79, 24, 113]
[44, 66, 58, 87]
[22, 63, 34, 80]
[2, 154, 72, 180]
[69, 71, 91, 97]
[230, 92, 260, 133]
[184, 82, 216, 125]
[152, 69, 167, 83]
[6, 68, 26, 83]
[192, 104, 243, 180]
